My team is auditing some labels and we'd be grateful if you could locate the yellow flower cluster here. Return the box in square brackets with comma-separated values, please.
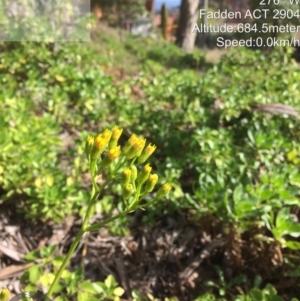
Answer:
[85, 126, 123, 162]
[85, 126, 171, 204]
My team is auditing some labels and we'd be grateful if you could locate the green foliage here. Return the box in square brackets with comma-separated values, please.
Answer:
[124, 35, 207, 70]
[204, 266, 246, 297]
[197, 284, 299, 301]
[0, 96, 85, 221]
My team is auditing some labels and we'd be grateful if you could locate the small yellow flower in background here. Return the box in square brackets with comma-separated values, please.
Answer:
[156, 183, 171, 200]
[137, 163, 152, 185]
[144, 174, 158, 193]
[138, 143, 157, 164]
[122, 168, 132, 186]
[109, 126, 123, 148]
[0, 288, 9, 301]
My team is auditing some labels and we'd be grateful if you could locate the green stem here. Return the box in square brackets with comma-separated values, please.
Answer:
[127, 183, 142, 211]
[82, 186, 100, 230]
[46, 228, 84, 298]
[85, 209, 129, 232]
[47, 180, 108, 298]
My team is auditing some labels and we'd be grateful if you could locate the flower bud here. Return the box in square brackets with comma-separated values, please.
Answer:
[101, 129, 113, 144]
[123, 184, 133, 202]
[90, 129, 112, 160]
[99, 146, 121, 169]
[122, 168, 131, 186]
[109, 126, 123, 149]
[138, 143, 157, 164]
[144, 174, 158, 193]
[122, 134, 138, 155]
[156, 183, 171, 200]
[0, 288, 9, 301]
[85, 135, 94, 159]
[126, 137, 146, 159]
[131, 165, 137, 182]
[137, 164, 152, 185]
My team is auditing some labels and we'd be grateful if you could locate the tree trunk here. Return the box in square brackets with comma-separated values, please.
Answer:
[176, 0, 199, 53]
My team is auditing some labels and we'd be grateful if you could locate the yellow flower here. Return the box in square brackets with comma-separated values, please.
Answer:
[126, 137, 146, 159]
[90, 129, 112, 160]
[144, 173, 158, 193]
[107, 145, 121, 160]
[109, 126, 123, 148]
[102, 129, 112, 143]
[123, 134, 138, 155]
[99, 146, 121, 169]
[137, 163, 152, 184]
[156, 183, 171, 200]
[138, 143, 157, 164]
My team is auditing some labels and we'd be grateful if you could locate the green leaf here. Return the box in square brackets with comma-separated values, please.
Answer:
[233, 184, 243, 203]
[113, 287, 125, 297]
[24, 250, 40, 261]
[259, 189, 273, 201]
[284, 241, 300, 250]
[287, 148, 297, 161]
[40, 273, 55, 287]
[79, 280, 98, 294]
[93, 282, 105, 294]
[264, 283, 277, 295]
[276, 208, 290, 229]
[28, 265, 41, 283]
[104, 275, 116, 289]
[247, 130, 255, 144]
[53, 255, 64, 268]
[40, 245, 57, 257]
[249, 288, 264, 301]
[61, 270, 72, 280]
[289, 174, 300, 187]
[78, 292, 92, 301]
[24, 284, 37, 292]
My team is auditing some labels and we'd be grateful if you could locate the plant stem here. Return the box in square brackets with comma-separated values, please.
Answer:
[85, 210, 129, 232]
[46, 228, 84, 298]
[46, 185, 101, 298]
